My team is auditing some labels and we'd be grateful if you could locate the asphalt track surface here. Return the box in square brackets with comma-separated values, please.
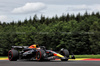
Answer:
[0, 60, 100, 66]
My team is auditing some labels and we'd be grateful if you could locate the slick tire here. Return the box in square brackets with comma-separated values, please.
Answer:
[36, 49, 46, 61]
[8, 49, 19, 61]
[60, 49, 69, 58]
[61, 59, 68, 61]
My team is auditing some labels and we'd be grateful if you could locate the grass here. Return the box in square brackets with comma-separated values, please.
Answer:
[74, 55, 100, 58]
[0, 56, 8, 58]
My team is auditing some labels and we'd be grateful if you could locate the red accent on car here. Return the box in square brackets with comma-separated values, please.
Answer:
[8, 50, 13, 61]
[36, 51, 41, 61]
[53, 53, 57, 56]
[46, 52, 49, 53]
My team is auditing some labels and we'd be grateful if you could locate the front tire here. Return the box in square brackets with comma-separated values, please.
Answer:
[60, 49, 69, 61]
[8, 49, 19, 61]
[60, 49, 69, 58]
[61, 59, 68, 61]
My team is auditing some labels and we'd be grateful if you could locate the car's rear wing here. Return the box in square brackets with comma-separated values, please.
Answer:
[12, 46, 29, 49]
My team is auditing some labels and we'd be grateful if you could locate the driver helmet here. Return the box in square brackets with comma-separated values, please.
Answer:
[28, 44, 37, 48]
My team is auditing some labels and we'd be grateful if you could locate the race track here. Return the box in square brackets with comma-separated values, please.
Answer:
[0, 60, 100, 66]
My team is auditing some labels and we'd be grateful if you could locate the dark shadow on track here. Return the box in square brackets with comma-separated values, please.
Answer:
[16, 59, 76, 63]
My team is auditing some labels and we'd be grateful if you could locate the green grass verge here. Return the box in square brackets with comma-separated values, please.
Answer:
[0, 56, 8, 58]
[74, 55, 100, 58]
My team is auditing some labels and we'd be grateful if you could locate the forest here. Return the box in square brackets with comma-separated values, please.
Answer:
[0, 12, 100, 56]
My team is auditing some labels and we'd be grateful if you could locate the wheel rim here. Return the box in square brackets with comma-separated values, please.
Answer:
[36, 51, 41, 60]
[8, 50, 13, 61]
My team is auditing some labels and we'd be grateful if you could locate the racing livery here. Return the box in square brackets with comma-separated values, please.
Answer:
[8, 44, 75, 61]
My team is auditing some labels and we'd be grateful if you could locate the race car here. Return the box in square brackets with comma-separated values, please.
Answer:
[8, 44, 75, 61]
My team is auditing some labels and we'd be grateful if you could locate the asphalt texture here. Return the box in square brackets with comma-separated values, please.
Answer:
[0, 60, 100, 66]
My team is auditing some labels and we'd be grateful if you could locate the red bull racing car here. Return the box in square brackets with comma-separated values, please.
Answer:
[8, 44, 75, 61]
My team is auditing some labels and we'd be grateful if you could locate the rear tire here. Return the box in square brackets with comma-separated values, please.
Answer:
[8, 49, 19, 61]
[36, 49, 46, 61]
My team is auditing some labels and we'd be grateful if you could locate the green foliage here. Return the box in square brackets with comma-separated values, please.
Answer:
[75, 55, 100, 58]
[0, 12, 100, 55]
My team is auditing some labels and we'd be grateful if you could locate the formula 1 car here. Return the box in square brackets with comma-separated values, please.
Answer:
[8, 44, 75, 61]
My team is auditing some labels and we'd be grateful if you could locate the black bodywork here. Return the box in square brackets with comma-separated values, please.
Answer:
[8, 46, 75, 61]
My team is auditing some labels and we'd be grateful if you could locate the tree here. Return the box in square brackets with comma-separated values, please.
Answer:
[1, 12, 100, 55]
[89, 21, 100, 54]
